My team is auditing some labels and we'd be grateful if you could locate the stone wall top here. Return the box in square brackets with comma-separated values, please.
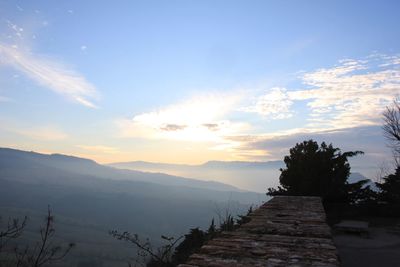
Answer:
[179, 196, 340, 267]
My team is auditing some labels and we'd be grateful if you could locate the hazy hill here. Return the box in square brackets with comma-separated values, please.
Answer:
[0, 147, 265, 267]
[110, 160, 283, 170]
[0, 148, 239, 192]
[108, 160, 284, 192]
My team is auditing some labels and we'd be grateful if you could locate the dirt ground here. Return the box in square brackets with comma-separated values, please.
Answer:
[333, 219, 400, 267]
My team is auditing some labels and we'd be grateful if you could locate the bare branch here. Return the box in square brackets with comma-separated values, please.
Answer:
[9, 207, 75, 267]
[110, 230, 183, 266]
[0, 216, 27, 253]
[382, 99, 400, 166]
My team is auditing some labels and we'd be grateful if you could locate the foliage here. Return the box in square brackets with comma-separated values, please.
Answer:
[219, 215, 235, 232]
[171, 209, 253, 266]
[267, 140, 365, 204]
[111, 206, 255, 267]
[171, 228, 207, 265]
[376, 167, 400, 204]
[206, 219, 216, 238]
[236, 206, 253, 226]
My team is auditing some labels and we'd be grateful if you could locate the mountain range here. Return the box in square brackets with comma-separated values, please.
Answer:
[108, 159, 284, 192]
[0, 147, 265, 267]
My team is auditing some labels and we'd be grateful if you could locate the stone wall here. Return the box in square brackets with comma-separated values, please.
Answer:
[179, 196, 339, 267]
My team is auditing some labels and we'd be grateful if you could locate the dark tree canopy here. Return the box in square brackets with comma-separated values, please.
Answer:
[376, 167, 400, 204]
[268, 140, 364, 203]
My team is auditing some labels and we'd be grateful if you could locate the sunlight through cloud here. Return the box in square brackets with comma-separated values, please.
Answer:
[117, 93, 249, 142]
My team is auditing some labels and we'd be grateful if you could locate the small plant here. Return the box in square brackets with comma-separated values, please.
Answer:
[110, 205, 254, 266]
[109, 230, 182, 267]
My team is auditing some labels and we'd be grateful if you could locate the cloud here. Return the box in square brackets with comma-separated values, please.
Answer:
[117, 92, 249, 142]
[13, 126, 68, 141]
[0, 117, 68, 141]
[0, 43, 98, 108]
[241, 87, 293, 119]
[231, 125, 392, 178]
[160, 124, 187, 131]
[290, 55, 400, 129]
[5, 20, 24, 40]
[202, 123, 219, 131]
[242, 55, 400, 128]
[223, 55, 400, 161]
[115, 54, 399, 164]
[76, 145, 119, 154]
[241, 54, 400, 129]
[29, 127, 68, 141]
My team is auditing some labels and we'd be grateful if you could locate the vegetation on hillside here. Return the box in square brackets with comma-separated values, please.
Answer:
[110, 206, 253, 267]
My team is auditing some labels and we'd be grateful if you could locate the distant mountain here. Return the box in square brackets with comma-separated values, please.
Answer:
[200, 160, 283, 169]
[0, 147, 265, 266]
[0, 147, 239, 192]
[108, 159, 284, 192]
[109, 159, 283, 170]
[348, 172, 378, 191]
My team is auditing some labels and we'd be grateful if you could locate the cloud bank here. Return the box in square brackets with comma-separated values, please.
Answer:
[117, 54, 400, 163]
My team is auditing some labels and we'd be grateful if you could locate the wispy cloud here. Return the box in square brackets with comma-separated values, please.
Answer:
[27, 127, 68, 141]
[290, 55, 400, 128]
[0, 117, 68, 141]
[242, 55, 400, 128]
[12, 126, 68, 141]
[0, 43, 98, 108]
[221, 54, 400, 160]
[241, 87, 293, 119]
[76, 145, 119, 154]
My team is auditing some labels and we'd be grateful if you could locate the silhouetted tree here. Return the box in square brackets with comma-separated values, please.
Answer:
[267, 140, 365, 204]
[383, 99, 400, 166]
[376, 167, 400, 205]
[370, 99, 400, 217]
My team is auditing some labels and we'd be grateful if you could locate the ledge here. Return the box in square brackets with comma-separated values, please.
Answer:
[179, 196, 340, 267]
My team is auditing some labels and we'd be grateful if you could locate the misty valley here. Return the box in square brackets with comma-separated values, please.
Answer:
[0, 148, 267, 266]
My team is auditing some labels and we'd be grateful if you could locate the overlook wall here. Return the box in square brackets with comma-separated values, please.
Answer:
[179, 196, 340, 267]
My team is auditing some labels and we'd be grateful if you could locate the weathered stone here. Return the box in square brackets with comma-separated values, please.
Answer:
[178, 196, 340, 267]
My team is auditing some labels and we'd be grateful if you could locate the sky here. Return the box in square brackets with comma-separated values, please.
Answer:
[0, 0, 399, 178]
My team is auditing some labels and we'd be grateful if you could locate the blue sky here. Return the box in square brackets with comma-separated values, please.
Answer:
[0, 0, 399, 178]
